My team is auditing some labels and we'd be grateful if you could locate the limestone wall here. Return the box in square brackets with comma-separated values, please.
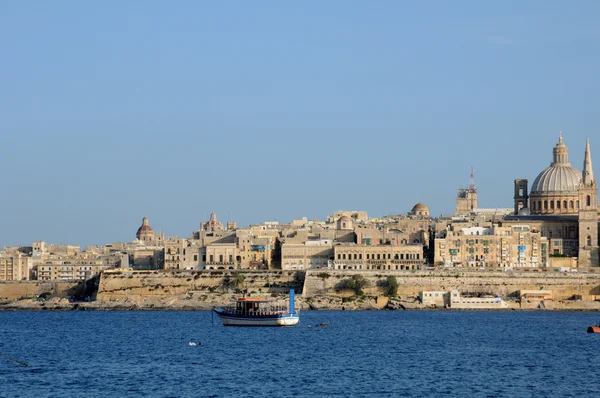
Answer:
[303, 270, 600, 301]
[96, 269, 304, 301]
[0, 281, 80, 301]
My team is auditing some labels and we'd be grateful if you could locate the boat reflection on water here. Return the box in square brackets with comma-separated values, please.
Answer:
[213, 289, 299, 327]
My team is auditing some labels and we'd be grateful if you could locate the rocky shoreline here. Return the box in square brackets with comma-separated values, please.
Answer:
[2, 294, 600, 312]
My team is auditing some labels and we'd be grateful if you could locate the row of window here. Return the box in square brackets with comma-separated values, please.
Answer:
[531, 197, 591, 211]
[337, 253, 420, 260]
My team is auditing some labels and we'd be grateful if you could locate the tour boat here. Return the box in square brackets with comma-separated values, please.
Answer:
[213, 289, 299, 327]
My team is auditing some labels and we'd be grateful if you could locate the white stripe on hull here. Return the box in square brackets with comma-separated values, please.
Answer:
[216, 314, 299, 327]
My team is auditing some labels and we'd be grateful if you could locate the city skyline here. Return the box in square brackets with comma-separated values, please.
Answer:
[2, 2, 600, 246]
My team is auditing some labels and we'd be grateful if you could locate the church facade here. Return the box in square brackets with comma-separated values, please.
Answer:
[504, 134, 598, 267]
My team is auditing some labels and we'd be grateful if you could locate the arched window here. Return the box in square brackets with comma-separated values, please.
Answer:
[538, 201, 542, 211]
[570, 200, 574, 209]
[550, 201, 554, 210]
[544, 201, 548, 210]
[577, 200, 580, 209]
[532, 202, 536, 211]
[587, 236, 592, 246]
[587, 195, 591, 206]
[557, 200, 561, 209]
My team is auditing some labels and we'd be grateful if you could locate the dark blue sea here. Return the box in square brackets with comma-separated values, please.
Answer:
[1, 310, 600, 397]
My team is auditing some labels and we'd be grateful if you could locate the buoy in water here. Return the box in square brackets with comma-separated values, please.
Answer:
[188, 342, 197, 347]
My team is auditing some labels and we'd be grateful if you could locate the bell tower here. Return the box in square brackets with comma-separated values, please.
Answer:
[578, 138, 599, 267]
[513, 179, 529, 215]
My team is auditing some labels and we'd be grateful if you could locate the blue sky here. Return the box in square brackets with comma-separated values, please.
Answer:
[1, 1, 600, 247]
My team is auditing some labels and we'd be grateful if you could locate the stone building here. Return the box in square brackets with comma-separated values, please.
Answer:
[505, 134, 598, 267]
[281, 239, 333, 270]
[0, 252, 32, 281]
[163, 237, 201, 270]
[332, 243, 423, 270]
[434, 225, 548, 269]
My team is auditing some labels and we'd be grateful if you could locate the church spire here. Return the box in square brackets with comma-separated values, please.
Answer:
[583, 138, 595, 185]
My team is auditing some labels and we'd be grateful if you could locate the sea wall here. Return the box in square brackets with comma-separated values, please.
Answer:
[96, 269, 304, 302]
[0, 281, 80, 301]
[303, 270, 600, 301]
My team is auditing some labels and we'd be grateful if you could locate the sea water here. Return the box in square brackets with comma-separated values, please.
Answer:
[1, 310, 600, 397]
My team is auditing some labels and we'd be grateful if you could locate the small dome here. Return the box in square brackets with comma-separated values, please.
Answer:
[411, 203, 430, 217]
[337, 215, 353, 230]
[518, 208, 531, 216]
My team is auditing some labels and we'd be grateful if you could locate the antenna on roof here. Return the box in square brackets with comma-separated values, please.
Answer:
[469, 167, 475, 191]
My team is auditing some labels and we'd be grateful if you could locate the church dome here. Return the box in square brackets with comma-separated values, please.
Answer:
[136, 217, 155, 241]
[410, 203, 430, 217]
[531, 166, 582, 194]
[530, 134, 582, 195]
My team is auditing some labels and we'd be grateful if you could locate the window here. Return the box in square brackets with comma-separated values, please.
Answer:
[587, 236, 592, 246]
[209, 255, 213, 262]
[194, 255, 198, 262]
[219, 255, 223, 263]
[557, 201, 561, 209]
[229, 255, 233, 263]
[544, 201, 548, 210]
[563, 200, 567, 209]
[587, 195, 591, 206]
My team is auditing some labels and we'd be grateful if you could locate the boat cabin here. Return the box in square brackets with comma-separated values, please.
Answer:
[231, 297, 288, 316]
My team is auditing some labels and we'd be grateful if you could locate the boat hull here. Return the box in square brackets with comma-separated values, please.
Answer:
[213, 309, 299, 327]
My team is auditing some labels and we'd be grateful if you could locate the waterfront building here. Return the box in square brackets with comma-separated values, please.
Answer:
[434, 225, 548, 269]
[281, 239, 333, 270]
[201, 243, 237, 270]
[0, 252, 32, 281]
[236, 228, 278, 269]
[332, 243, 422, 271]
[163, 237, 200, 270]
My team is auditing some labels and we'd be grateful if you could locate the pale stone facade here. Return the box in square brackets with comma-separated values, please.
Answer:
[281, 239, 333, 270]
[333, 243, 422, 270]
[0, 253, 32, 281]
[202, 243, 237, 270]
[434, 225, 548, 269]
